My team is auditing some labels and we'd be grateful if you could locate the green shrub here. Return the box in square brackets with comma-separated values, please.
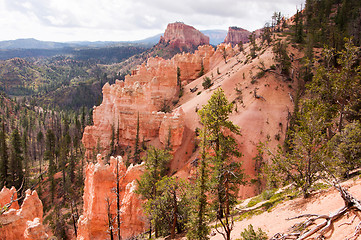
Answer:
[202, 76, 213, 89]
[240, 224, 268, 240]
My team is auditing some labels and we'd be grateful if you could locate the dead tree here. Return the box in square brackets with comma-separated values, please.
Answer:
[106, 197, 115, 240]
[270, 182, 361, 240]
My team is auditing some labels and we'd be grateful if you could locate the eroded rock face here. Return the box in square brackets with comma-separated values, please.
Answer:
[224, 26, 251, 46]
[82, 45, 220, 159]
[159, 108, 185, 152]
[77, 155, 146, 240]
[0, 188, 46, 240]
[160, 22, 209, 51]
[0, 186, 19, 210]
[24, 218, 48, 240]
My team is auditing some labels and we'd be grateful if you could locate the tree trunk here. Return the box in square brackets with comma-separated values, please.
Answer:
[171, 190, 178, 239]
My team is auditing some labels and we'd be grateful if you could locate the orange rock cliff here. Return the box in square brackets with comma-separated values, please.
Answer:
[0, 187, 48, 240]
[77, 155, 146, 240]
[82, 45, 223, 160]
[224, 26, 251, 46]
[159, 22, 210, 51]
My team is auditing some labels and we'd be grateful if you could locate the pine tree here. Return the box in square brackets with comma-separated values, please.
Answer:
[133, 112, 141, 164]
[136, 146, 172, 238]
[37, 130, 44, 177]
[9, 128, 24, 189]
[198, 88, 245, 240]
[45, 129, 56, 201]
[187, 126, 210, 240]
[0, 122, 9, 188]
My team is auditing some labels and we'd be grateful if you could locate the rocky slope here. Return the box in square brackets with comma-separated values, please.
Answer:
[0, 187, 48, 240]
[224, 26, 251, 45]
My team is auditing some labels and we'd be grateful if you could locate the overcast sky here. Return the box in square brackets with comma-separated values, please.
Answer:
[0, 0, 305, 42]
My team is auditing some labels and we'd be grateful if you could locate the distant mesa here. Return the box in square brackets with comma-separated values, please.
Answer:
[159, 22, 210, 51]
[224, 26, 251, 46]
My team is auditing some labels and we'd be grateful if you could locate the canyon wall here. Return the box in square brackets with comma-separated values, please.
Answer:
[159, 22, 209, 51]
[0, 187, 47, 240]
[77, 155, 146, 240]
[82, 45, 221, 160]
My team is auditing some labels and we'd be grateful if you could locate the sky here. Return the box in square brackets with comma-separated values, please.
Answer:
[0, 0, 305, 42]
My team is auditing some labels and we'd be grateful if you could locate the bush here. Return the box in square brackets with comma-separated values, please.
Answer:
[202, 76, 213, 89]
[240, 224, 268, 240]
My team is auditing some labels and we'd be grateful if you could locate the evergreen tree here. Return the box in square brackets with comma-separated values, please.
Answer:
[133, 113, 141, 164]
[45, 129, 56, 201]
[198, 88, 245, 240]
[9, 128, 24, 189]
[0, 122, 9, 188]
[187, 127, 211, 240]
[268, 100, 330, 198]
[37, 130, 44, 177]
[22, 131, 29, 190]
[136, 146, 172, 238]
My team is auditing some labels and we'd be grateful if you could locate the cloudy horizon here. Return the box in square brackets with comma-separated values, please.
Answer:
[1, 0, 305, 42]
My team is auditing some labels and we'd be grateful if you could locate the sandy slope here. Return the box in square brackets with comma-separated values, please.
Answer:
[210, 177, 361, 240]
[174, 38, 302, 198]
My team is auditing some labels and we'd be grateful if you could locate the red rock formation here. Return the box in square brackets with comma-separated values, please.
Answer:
[82, 45, 221, 160]
[24, 218, 48, 240]
[159, 22, 209, 51]
[77, 155, 146, 240]
[224, 26, 251, 46]
[0, 188, 46, 240]
[0, 186, 19, 210]
[159, 108, 185, 152]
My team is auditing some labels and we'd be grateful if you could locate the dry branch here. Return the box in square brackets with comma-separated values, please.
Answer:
[270, 182, 361, 240]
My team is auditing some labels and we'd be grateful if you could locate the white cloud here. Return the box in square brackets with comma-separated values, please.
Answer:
[0, 0, 305, 42]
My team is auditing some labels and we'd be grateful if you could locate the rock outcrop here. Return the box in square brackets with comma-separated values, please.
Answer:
[82, 45, 221, 160]
[0, 188, 47, 240]
[159, 22, 209, 51]
[77, 155, 146, 240]
[0, 186, 19, 210]
[159, 108, 185, 152]
[24, 218, 48, 240]
[224, 26, 251, 45]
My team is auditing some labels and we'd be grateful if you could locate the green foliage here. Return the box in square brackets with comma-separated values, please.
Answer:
[305, 0, 361, 48]
[272, 40, 291, 76]
[136, 146, 172, 237]
[240, 225, 268, 240]
[261, 23, 272, 45]
[198, 88, 245, 240]
[268, 100, 330, 197]
[248, 33, 258, 59]
[9, 128, 24, 190]
[148, 176, 190, 237]
[187, 128, 211, 240]
[0, 122, 9, 189]
[293, 9, 304, 43]
[328, 121, 361, 177]
[198, 61, 205, 77]
[202, 76, 213, 90]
